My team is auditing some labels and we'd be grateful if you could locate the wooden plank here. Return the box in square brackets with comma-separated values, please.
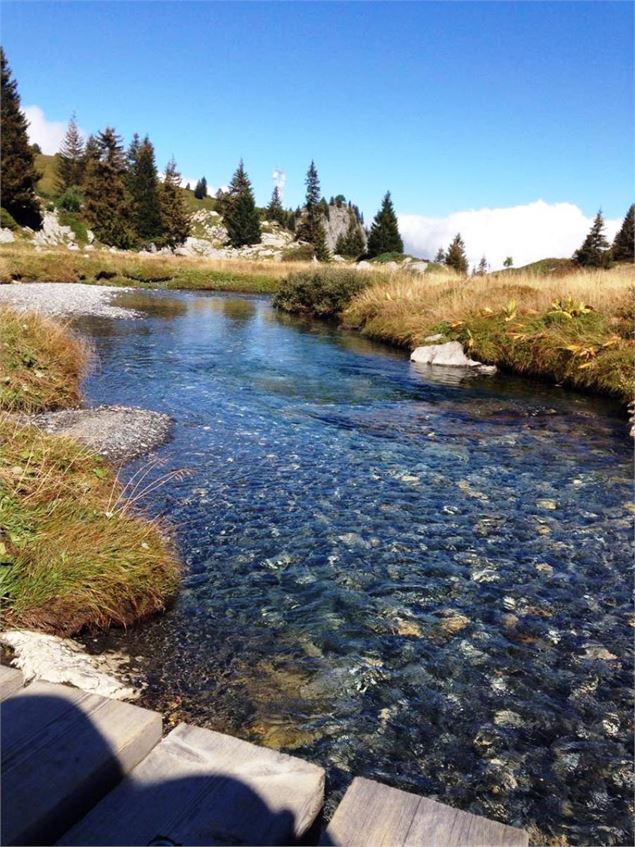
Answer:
[0, 665, 24, 701]
[60, 722, 325, 846]
[322, 777, 528, 847]
[1, 681, 161, 846]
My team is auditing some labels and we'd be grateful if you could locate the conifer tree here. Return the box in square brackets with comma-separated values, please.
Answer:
[295, 160, 321, 243]
[0, 49, 42, 228]
[444, 233, 469, 275]
[335, 216, 366, 258]
[128, 135, 162, 243]
[611, 204, 634, 263]
[434, 247, 446, 263]
[266, 185, 285, 225]
[573, 211, 610, 267]
[194, 177, 208, 199]
[366, 192, 403, 258]
[56, 113, 85, 193]
[82, 127, 134, 248]
[503, 256, 514, 268]
[223, 159, 261, 247]
[476, 256, 488, 276]
[160, 157, 191, 247]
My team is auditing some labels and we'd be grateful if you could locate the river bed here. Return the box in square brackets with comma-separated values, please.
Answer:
[76, 288, 633, 845]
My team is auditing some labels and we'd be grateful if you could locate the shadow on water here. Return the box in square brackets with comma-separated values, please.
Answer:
[73, 288, 633, 846]
[1, 690, 328, 846]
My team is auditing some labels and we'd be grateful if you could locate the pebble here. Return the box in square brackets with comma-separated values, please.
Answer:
[0, 282, 139, 318]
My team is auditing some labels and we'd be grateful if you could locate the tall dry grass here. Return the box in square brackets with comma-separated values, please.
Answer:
[0, 307, 89, 412]
[344, 264, 635, 403]
[0, 417, 180, 635]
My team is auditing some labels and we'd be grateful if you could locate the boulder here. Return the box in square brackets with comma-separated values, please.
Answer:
[410, 341, 497, 374]
[0, 228, 15, 243]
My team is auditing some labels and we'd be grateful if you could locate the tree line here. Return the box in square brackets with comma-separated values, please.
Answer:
[2, 46, 631, 266]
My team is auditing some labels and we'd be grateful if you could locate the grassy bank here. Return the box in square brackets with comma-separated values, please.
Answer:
[345, 264, 634, 403]
[0, 308, 88, 412]
[0, 309, 179, 635]
[0, 244, 315, 294]
[275, 264, 634, 404]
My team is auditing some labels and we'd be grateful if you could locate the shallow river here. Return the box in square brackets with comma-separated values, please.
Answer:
[77, 289, 633, 845]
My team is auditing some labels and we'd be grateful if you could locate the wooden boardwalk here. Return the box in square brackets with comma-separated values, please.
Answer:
[0, 664, 528, 846]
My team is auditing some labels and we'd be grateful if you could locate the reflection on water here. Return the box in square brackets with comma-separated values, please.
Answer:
[77, 290, 633, 846]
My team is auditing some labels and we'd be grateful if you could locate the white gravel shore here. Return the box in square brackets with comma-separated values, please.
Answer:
[0, 281, 138, 318]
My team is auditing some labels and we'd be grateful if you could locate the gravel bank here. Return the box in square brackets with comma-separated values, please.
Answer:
[29, 405, 173, 464]
[0, 281, 138, 318]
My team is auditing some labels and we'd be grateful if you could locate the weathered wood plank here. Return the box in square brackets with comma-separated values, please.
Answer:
[321, 777, 528, 847]
[60, 721, 325, 846]
[1, 681, 161, 846]
[0, 665, 24, 701]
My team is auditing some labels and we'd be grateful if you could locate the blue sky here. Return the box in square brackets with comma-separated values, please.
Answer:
[3, 1, 633, 265]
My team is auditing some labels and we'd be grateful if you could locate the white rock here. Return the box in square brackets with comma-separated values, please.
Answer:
[0, 630, 140, 700]
[0, 228, 16, 243]
[356, 260, 372, 271]
[424, 333, 445, 342]
[410, 341, 496, 373]
[31, 210, 76, 247]
[408, 261, 429, 274]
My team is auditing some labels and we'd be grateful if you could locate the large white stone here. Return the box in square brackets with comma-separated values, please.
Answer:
[0, 630, 141, 700]
[411, 341, 496, 374]
[0, 228, 16, 243]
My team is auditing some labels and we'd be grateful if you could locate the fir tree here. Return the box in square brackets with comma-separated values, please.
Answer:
[266, 185, 285, 224]
[444, 233, 469, 275]
[295, 160, 321, 244]
[129, 135, 162, 243]
[56, 113, 85, 193]
[335, 216, 366, 258]
[160, 157, 191, 247]
[366, 192, 403, 258]
[476, 256, 488, 276]
[223, 159, 261, 247]
[0, 48, 42, 228]
[611, 204, 634, 263]
[194, 177, 208, 199]
[313, 220, 330, 262]
[573, 211, 610, 267]
[434, 247, 446, 263]
[503, 256, 514, 268]
[82, 127, 134, 248]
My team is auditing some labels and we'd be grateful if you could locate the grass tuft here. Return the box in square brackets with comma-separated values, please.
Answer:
[0, 308, 89, 413]
[0, 417, 180, 635]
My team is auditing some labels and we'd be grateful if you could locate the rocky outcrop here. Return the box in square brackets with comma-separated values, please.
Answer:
[24, 209, 95, 248]
[411, 341, 497, 374]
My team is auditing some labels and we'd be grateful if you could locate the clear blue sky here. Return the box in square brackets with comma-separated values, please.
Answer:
[3, 1, 633, 219]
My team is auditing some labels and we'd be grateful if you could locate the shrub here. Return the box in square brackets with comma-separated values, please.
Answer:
[57, 210, 89, 244]
[0, 207, 18, 231]
[56, 185, 83, 213]
[273, 268, 374, 318]
[282, 243, 315, 262]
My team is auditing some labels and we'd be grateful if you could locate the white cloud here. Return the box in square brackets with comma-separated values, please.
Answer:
[22, 105, 80, 155]
[272, 168, 286, 199]
[398, 200, 621, 271]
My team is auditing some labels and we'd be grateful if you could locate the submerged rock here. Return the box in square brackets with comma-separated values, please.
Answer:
[410, 341, 497, 374]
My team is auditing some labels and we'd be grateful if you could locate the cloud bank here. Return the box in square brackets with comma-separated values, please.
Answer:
[22, 105, 76, 155]
[398, 200, 621, 270]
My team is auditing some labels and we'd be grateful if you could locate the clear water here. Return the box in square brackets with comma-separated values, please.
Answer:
[77, 289, 633, 845]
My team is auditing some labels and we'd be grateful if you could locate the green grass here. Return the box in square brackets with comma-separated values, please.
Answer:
[35, 153, 59, 197]
[0, 419, 179, 635]
[57, 210, 90, 245]
[0, 308, 88, 413]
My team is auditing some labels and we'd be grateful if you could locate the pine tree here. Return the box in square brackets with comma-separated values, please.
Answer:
[0, 49, 42, 229]
[56, 113, 85, 193]
[295, 160, 321, 243]
[223, 160, 261, 247]
[128, 135, 162, 243]
[335, 216, 366, 258]
[82, 127, 134, 248]
[573, 211, 610, 267]
[434, 247, 446, 263]
[194, 177, 208, 199]
[611, 204, 634, 263]
[160, 158, 191, 248]
[366, 192, 403, 258]
[266, 185, 285, 225]
[444, 233, 469, 275]
[313, 220, 330, 262]
[476, 256, 488, 276]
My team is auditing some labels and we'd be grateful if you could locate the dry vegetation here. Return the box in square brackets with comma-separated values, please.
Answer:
[0, 308, 89, 412]
[0, 418, 179, 635]
[344, 264, 635, 403]
[0, 243, 317, 293]
[0, 307, 179, 635]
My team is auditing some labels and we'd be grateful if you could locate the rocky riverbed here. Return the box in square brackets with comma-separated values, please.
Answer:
[0, 281, 138, 318]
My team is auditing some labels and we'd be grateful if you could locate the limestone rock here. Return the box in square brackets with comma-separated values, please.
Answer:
[0, 228, 15, 243]
[410, 341, 497, 374]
